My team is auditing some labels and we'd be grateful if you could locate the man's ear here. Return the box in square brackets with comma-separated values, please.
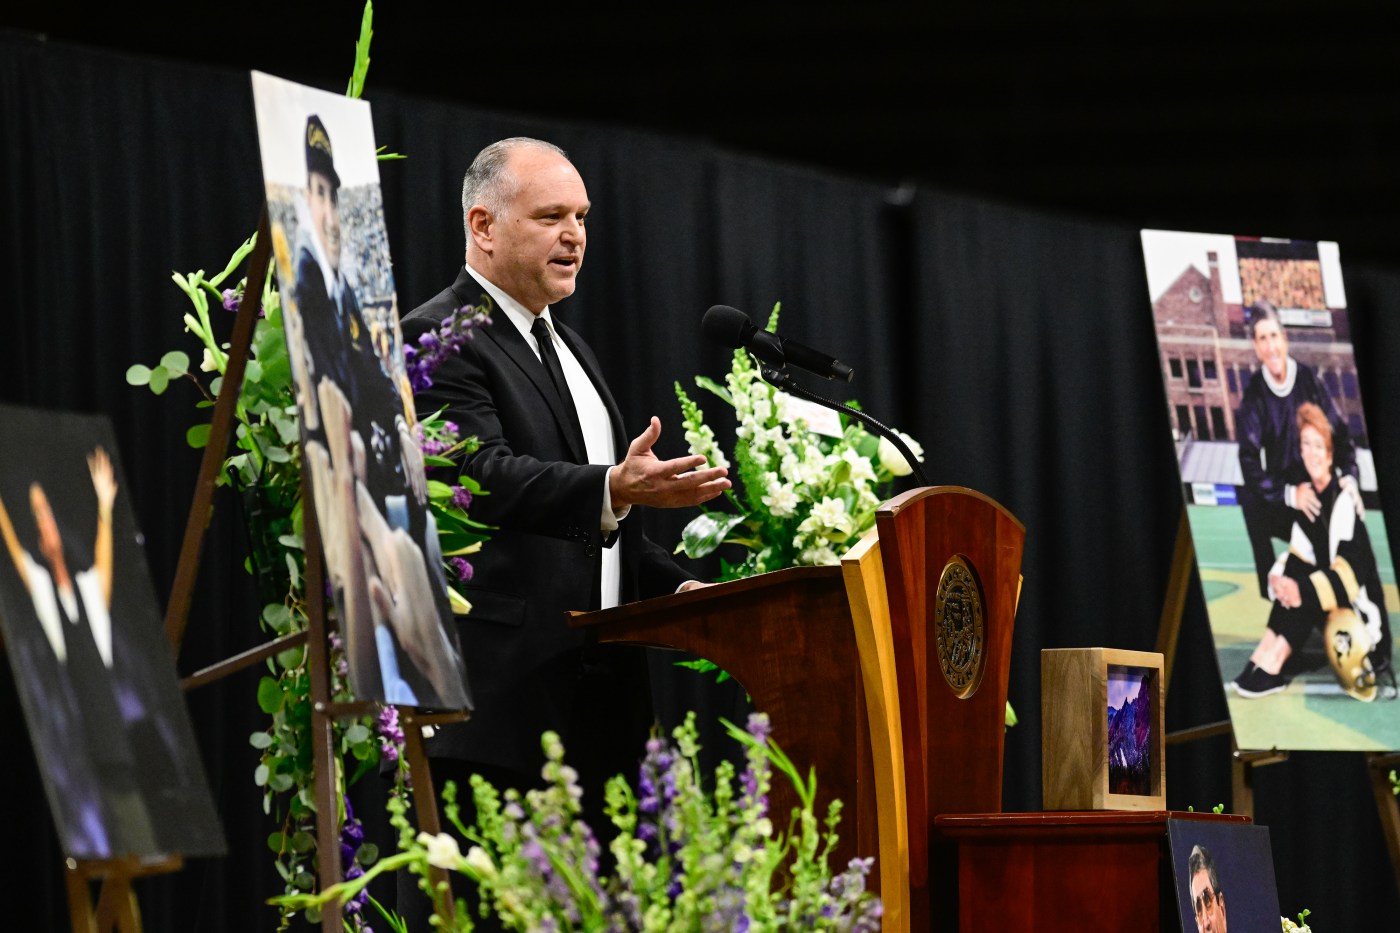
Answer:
[467, 205, 494, 253]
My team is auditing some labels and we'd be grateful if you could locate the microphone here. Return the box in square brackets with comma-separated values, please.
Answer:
[701, 305, 854, 382]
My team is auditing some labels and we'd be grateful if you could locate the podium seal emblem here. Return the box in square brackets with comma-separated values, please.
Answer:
[935, 555, 985, 698]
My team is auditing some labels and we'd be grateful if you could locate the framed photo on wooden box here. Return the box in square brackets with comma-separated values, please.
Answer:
[1042, 647, 1165, 811]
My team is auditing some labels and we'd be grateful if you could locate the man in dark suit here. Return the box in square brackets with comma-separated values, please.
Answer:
[397, 137, 728, 923]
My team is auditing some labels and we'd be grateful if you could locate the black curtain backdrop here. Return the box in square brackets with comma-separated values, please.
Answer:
[4, 32, 1399, 930]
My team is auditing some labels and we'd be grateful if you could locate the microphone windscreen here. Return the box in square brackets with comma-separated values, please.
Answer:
[701, 305, 753, 349]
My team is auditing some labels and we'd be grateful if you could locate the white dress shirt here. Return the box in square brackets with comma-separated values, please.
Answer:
[463, 264, 625, 609]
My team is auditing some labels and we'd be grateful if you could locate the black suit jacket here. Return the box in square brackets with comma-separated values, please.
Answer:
[401, 267, 691, 775]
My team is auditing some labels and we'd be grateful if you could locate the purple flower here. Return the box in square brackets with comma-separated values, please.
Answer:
[407, 302, 490, 392]
[450, 557, 474, 582]
[376, 706, 405, 763]
[222, 288, 240, 312]
[450, 485, 473, 510]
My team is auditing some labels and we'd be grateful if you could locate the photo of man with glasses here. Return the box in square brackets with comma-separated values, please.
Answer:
[1189, 844, 1228, 933]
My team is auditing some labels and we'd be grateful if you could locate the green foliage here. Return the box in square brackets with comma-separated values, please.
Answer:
[273, 714, 884, 931]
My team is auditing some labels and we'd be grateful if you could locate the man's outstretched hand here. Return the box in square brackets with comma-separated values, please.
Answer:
[610, 416, 730, 510]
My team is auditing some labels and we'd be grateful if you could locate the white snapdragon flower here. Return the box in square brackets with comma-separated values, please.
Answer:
[200, 347, 218, 372]
[780, 452, 802, 486]
[417, 832, 464, 870]
[751, 394, 774, 423]
[464, 845, 498, 879]
[808, 496, 854, 534]
[796, 447, 828, 486]
[800, 544, 840, 566]
[840, 447, 878, 485]
[772, 391, 795, 424]
[762, 481, 801, 518]
[877, 432, 925, 477]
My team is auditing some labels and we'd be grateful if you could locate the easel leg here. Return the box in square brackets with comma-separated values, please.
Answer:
[1367, 753, 1400, 895]
[1231, 752, 1255, 820]
[402, 711, 456, 917]
[302, 480, 345, 933]
[1155, 507, 1195, 702]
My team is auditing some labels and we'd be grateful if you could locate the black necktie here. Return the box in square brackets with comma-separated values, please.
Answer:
[532, 316, 584, 443]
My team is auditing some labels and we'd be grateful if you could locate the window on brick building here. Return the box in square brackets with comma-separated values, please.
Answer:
[1176, 405, 1191, 438]
[1187, 359, 1202, 389]
[1211, 407, 1228, 440]
[1342, 371, 1359, 400]
[1194, 404, 1211, 440]
[1169, 357, 1182, 379]
[1204, 359, 1218, 381]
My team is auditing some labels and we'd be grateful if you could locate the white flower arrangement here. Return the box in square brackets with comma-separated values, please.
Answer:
[674, 304, 921, 579]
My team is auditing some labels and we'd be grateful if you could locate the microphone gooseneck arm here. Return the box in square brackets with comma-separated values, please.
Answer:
[758, 365, 929, 488]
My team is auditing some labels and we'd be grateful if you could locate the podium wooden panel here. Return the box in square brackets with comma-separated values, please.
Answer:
[569, 486, 1026, 933]
[935, 810, 1250, 932]
[569, 565, 879, 880]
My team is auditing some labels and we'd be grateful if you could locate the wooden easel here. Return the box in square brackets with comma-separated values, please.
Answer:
[157, 208, 465, 931]
[65, 855, 183, 933]
[1154, 506, 1400, 889]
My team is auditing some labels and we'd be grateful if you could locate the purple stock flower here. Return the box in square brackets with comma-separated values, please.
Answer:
[450, 484, 473, 510]
[450, 557, 474, 582]
[407, 302, 489, 392]
[220, 287, 265, 317]
[376, 705, 405, 763]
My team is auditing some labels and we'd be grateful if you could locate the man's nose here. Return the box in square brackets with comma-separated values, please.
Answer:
[560, 218, 584, 244]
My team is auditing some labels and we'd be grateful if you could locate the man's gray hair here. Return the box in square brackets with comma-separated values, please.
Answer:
[1188, 844, 1221, 899]
[461, 137, 569, 246]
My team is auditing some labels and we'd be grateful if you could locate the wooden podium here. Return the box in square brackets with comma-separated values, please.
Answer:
[570, 486, 1026, 933]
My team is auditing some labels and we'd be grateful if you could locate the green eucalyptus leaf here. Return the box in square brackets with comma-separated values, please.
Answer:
[160, 350, 190, 374]
[266, 831, 286, 853]
[262, 603, 292, 631]
[344, 723, 371, 745]
[265, 445, 292, 463]
[275, 646, 305, 669]
[249, 731, 274, 750]
[256, 676, 284, 714]
[126, 364, 152, 386]
[291, 830, 316, 854]
[148, 368, 170, 395]
[186, 423, 211, 449]
[268, 772, 295, 793]
[254, 763, 270, 786]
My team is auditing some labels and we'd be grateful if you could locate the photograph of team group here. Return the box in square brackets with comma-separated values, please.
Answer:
[1142, 230, 1398, 752]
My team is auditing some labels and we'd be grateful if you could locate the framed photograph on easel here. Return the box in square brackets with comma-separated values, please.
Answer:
[251, 72, 471, 710]
[0, 403, 224, 860]
[1141, 230, 1399, 752]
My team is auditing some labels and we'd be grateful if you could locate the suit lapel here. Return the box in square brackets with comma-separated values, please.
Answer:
[482, 317, 589, 462]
